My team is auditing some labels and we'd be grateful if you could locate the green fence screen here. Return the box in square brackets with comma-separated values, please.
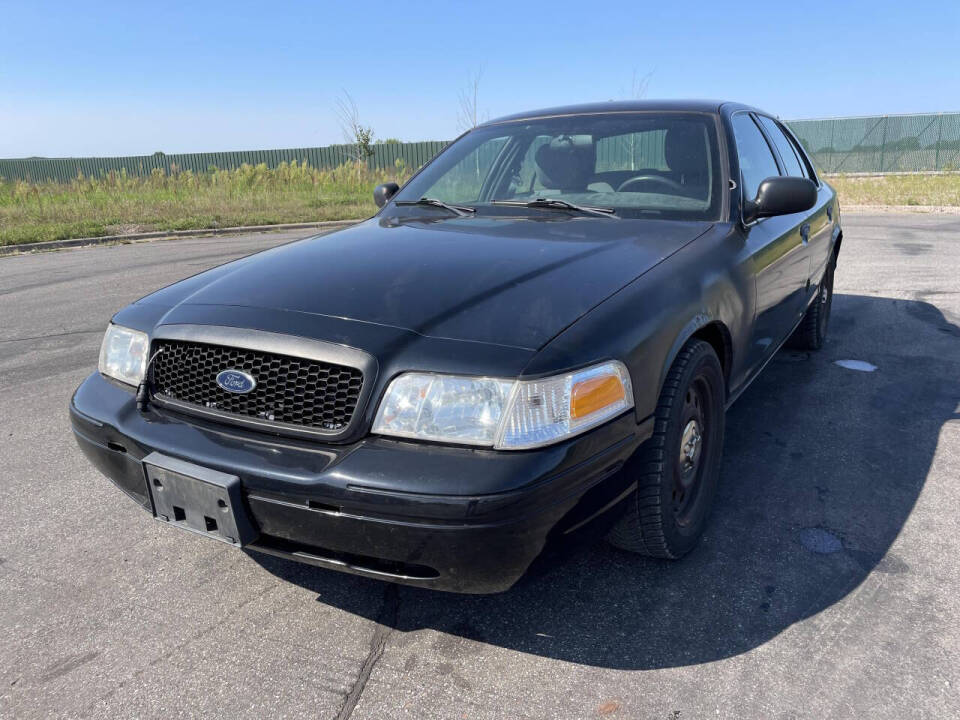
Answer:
[788, 113, 960, 174]
[0, 141, 450, 184]
[2, 113, 958, 183]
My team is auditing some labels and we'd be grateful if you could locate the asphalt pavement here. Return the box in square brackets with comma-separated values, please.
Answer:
[1, 216, 958, 719]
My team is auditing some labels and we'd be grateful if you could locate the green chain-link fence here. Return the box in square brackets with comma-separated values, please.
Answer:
[0, 142, 449, 184]
[788, 112, 960, 174]
[2, 113, 958, 183]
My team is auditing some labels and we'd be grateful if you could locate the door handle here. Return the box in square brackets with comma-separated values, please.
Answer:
[800, 223, 810, 245]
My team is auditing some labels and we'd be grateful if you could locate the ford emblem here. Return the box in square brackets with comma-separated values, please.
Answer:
[216, 369, 257, 394]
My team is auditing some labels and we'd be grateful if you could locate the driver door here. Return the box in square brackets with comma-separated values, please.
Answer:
[731, 112, 810, 374]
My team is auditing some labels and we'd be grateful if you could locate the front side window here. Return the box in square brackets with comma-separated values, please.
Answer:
[731, 113, 781, 202]
[392, 113, 723, 221]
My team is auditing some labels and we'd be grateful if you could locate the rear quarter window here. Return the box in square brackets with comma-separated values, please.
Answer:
[757, 115, 805, 178]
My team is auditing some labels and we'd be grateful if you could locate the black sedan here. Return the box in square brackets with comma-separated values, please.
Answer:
[70, 100, 841, 593]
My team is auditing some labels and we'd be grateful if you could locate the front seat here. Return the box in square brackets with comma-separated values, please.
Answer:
[534, 135, 595, 193]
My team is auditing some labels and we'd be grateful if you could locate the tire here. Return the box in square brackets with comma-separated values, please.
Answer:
[789, 259, 835, 351]
[607, 339, 725, 559]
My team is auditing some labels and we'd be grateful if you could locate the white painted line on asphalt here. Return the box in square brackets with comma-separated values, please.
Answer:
[834, 359, 878, 372]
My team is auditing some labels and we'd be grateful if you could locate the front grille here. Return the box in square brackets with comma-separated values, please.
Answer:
[151, 340, 364, 433]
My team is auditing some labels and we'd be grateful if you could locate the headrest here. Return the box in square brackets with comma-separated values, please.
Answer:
[664, 124, 707, 179]
[535, 135, 595, 190]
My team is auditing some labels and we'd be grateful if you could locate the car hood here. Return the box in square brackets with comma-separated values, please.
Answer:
[138, 216, 712, 350]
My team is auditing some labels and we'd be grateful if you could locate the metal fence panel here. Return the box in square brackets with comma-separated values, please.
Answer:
[2, 114, 959, 183]
[0, 141, 451, 183]
[786, 112, 960, 174]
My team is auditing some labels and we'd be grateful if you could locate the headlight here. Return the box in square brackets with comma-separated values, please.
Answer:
[98, 324, 149, 387]
[372, 373, 514, 445]
[372, 361, 633, 450]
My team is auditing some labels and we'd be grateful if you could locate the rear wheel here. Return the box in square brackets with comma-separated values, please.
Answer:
[607, 339, 725, 558]
[790, 260, 835, 350]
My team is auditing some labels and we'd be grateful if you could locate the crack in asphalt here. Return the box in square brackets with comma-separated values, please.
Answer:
[0, 328, 103, 344]
[77, 582, 280, 715]
[336, 584, 400, 720]
[0, 249, 258, 297]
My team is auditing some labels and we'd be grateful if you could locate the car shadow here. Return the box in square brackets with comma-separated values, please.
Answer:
[249, 294, 960, 670]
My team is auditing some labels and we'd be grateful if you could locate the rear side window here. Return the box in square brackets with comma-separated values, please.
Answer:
[731, 113, 780, 202]
[757, 116, 805, 178]
[785, 130, 815, 181]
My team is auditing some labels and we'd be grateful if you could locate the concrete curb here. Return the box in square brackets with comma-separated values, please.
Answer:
[0, 219, 364, 257]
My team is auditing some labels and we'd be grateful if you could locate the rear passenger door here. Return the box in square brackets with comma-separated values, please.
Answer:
[731, 112, 810, 374]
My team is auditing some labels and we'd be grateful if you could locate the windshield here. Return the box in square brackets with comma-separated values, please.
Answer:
[391, 112, 723, 221]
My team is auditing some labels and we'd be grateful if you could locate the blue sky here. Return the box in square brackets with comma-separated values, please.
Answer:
[2, 0, 958, 157]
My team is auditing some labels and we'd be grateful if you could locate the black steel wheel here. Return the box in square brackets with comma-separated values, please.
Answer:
[607, 339, 725, 558]
[790, 259, 835, 351]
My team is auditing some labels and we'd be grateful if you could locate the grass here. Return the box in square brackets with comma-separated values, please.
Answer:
[2, 165, 959, 247]
[0, 161, 412, 246]
[825, 172, 960, 207]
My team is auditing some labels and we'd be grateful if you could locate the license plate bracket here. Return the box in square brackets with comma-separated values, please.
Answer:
[143, 452, 258, 547]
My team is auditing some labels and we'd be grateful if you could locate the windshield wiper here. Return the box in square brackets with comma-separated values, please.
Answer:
[395, 197, 476, 217]
[491, 198, 618, 218]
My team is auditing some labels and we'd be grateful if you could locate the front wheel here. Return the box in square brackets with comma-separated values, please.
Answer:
[607, 339, 725, 559]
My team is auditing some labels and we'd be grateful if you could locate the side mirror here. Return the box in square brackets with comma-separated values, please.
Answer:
[743, 176, 817, 224]
[373, 182, 400, 208]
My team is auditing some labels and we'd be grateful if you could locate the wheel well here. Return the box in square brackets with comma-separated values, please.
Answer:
[833, 231, 843, 264]
[691, 322, 732, 389]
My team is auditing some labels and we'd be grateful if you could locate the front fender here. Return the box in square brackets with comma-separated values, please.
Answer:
[522, 224, 751, 423]
[656, 314, 732, 398]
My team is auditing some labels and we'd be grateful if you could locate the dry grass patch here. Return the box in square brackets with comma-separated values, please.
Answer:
[826, 173, 960, 207]
[0, 161, 411, 246]
[3, 165, 958, 246]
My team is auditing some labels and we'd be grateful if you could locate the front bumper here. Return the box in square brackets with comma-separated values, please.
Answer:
[70, 372, 651, 593]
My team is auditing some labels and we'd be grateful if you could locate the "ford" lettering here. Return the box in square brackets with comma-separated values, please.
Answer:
[216, 369, 257, 394]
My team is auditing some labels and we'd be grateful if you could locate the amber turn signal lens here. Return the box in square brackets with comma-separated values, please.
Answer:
[570, 374, 626, 419]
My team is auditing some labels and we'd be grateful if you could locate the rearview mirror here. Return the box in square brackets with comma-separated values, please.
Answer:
[373, 182, 400, 208]
[744, 176, 817, 224]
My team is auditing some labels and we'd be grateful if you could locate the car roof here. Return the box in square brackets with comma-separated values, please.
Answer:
[481, 99, 766, 126]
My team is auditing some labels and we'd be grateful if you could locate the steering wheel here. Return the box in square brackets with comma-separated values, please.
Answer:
[617, 175, 685, 193]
